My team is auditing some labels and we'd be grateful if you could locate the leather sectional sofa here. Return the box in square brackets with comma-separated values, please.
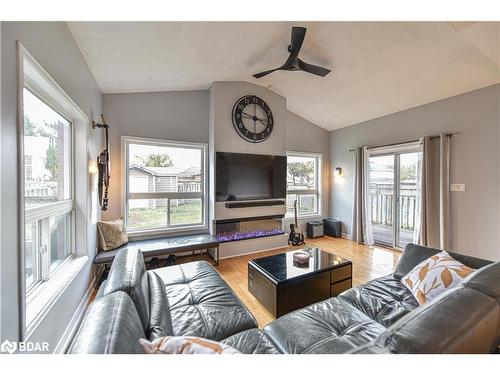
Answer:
[69, 244, 500, 354]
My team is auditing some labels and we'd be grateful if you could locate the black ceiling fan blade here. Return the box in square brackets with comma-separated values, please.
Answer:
[290, 27, 307, 56]
[281, 27, 307, 68]
[298, 59, 331, 77]
[253, 68, 279, 79]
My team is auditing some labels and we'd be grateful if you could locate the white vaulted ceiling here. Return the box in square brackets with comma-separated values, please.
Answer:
[67, 21, 500, 130]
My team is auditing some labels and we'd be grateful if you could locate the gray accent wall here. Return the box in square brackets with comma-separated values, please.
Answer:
[102, 90, 209, 220]
[1, 22, 103, 348]
[330, 84, 500, 261]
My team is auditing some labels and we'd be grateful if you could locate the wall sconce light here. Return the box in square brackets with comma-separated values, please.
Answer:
[334, 167, 343, 177]
[89, 160, 99, 175]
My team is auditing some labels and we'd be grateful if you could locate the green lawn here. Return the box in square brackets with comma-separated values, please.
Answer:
[129, 200, 201, 230]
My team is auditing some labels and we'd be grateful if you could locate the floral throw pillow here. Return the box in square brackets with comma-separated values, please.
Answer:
[139, 336, 240, 354]
[401, 251, 475, 305]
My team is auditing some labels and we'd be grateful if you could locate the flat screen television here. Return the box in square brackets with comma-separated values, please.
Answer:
[216, 152, 286, 202]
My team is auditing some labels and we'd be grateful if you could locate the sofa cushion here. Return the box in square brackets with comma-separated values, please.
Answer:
[263, 297, 385, 354]
[103, 248, 150, 332]
[69, 292, 146, 354]
[338, 274, 418, 327]
[373, 262, 500, 354]
[147, 271, 174, 340]
[152, 261, 257, 341]
[394, 243, 491, 280]
[221, 328, 280, 354]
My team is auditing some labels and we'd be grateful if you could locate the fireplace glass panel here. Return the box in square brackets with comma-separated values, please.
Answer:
[216, 217, 284, 243]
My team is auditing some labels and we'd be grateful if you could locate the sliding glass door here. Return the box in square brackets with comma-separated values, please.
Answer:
[368, 145, 420, 248]
[369, 155, 395, 246]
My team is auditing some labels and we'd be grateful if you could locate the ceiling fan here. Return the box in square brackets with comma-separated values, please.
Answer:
[253, 26, 331, 79]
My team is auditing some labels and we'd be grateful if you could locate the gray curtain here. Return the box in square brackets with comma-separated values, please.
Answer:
[352, 147, 373, 245]
[418, 134, 451, 249]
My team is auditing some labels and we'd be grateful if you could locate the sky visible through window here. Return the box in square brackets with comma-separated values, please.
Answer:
[24, 88, 69, 125]
[129, 144, 201, 171]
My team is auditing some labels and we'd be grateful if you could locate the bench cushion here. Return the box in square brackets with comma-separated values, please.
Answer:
[94, 234, 219, 265]
[151, 261, 258, 341]
[263, 297, 385, 354]
[338, 274, 418, 327]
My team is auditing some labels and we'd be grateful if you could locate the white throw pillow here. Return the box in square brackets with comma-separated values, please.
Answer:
[139, 336, 240, 354]
[401, 250, 475, 305]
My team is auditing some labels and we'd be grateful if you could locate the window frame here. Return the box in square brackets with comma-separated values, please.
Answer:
[22, 84, 76, 294]
[122, 136, 208, 237]
[286, 151, 323, 219]
[18, 44, 90, 339]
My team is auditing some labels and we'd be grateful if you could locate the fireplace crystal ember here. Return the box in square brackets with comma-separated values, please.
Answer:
[216, 228, 285, 242]
[215, 216, 284, 243]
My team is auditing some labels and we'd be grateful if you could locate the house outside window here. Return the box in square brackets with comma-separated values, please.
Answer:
[286, 152, 322, 217]
[123, 136, 207, 235]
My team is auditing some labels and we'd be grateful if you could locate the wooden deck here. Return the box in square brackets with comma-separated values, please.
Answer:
[373, 223, 414, 248]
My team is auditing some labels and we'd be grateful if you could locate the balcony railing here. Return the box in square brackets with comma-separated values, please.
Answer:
[369, 182, 417, 231]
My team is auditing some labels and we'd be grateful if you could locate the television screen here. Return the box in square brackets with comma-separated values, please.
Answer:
[216, 152, 286, 201]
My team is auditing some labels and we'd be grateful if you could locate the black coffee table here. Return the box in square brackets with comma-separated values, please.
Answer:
[248, 248, 352, 317]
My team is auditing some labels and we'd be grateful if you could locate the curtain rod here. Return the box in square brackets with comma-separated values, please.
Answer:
[348, 132, 458, 152]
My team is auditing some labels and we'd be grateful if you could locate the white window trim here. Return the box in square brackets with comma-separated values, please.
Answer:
[286, 151, 323, 219]
[122, 136, 208, 238]
[18, 43, 90, 339]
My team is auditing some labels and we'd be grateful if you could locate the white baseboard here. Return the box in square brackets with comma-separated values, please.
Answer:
[53, 278, 95, 354]
[341, 232, 353, 240]
[219, 234, 289, 259]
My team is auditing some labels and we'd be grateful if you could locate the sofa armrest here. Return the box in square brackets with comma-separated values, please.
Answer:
[69, 292, 146, 354]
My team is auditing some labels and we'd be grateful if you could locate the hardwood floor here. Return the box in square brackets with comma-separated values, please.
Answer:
[178, 237, 401, 328]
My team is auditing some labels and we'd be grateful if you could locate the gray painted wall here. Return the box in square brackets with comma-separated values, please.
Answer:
[103, 83, 330, 232]
[330, 84, 500, 261]
[210, 81, 287, 156]
[1, 22, 103, 347]
[286, 111, 330, 230]
[102, 90, 209, 220]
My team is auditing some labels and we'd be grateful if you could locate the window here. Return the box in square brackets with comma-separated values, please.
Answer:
[23, 88, 74, 293]
[123, 137, 207, 235]
[286, 152, 321, 217]
[19, 45, 89, 336]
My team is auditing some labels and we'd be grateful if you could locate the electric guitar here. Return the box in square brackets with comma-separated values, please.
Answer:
[288, 200, 305, 246]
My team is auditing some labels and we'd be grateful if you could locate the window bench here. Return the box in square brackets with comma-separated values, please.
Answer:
[93, 233, 219, 287]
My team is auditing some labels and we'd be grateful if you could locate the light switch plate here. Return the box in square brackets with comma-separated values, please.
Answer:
[450, 183, 466, 192]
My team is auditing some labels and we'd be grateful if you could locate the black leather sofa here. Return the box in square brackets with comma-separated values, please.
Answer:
[69, 244, 500, 354]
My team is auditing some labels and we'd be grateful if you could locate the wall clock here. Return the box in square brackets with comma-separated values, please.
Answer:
[231, 95, 274, 143]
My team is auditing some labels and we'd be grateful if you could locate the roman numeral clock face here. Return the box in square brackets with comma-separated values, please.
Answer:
[231, 95, 274, 143]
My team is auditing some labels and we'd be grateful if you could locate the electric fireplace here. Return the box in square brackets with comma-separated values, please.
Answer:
[215, 215, 285, 243]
